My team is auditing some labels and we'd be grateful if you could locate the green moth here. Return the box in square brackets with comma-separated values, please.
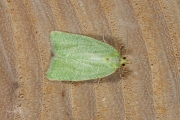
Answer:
[47, 31, 127, 81]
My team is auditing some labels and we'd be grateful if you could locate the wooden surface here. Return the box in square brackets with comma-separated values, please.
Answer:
[0, 0, 180, 120]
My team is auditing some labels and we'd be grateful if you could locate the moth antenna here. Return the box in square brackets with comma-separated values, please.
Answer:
[121, 27, 129, 80]
[125, 27, 129, 57]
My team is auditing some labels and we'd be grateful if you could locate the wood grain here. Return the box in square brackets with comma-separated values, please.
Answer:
[0, 0, 180, 120]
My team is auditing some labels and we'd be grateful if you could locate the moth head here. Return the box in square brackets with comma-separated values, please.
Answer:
[120, 57, 127, 66]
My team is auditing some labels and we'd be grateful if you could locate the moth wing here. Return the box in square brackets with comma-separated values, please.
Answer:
[47, 31, 121, 81]
[47, 57, 118, 81]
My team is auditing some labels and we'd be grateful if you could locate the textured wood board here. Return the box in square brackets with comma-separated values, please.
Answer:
[0, 0, 180, 120]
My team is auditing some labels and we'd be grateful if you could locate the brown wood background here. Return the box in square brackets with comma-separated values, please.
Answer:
[1, 0, 180, 120]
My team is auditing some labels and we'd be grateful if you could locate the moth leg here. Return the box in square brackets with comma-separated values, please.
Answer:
[97, 78, 107, 88]
[119, 65, 129, 80]
[118, 68, 124, 80]
[98, 78, 100, 86]
[102, 34, 106, 43]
